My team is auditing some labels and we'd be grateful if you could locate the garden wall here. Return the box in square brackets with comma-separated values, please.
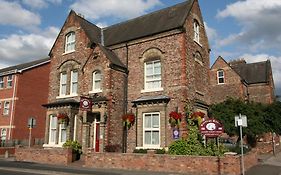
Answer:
[15, 147, 73, 165]
[0, 147, 15, 157]
[85, 150, 258, 175]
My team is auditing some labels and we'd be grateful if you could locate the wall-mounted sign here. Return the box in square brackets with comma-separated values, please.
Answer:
[28, 117, 36, 128]
[80, 97, 92, 111]
[200, 119, 223, 137]
[173, 128, 180, 139]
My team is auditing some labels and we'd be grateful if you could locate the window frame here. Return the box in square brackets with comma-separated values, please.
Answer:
[59, 72, 67, 96]
[0, 77, 4, 89]
[48, 115, 57, 145]
[3, 101, 10, 115]
[7, 75, 13, 88]
[193, 20, 200, 43]
[143, 112, 160, 148]
[65, 32, 76, 53]
[217, 70, 225, 84]
[70, 70, 78, 95]
[91, 70, 102, 93]
[143, 60, 162, 92]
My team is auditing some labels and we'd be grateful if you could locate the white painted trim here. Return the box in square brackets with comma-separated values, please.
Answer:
[56, 94, 78, 99]
[142, 112, 161, 148]
[0, 125, 15, 128]
[73, 115, 77, 141]
[70, 70, 78, 95]
[141, 87, 163, 93]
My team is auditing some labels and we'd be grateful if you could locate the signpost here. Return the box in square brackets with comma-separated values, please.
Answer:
[28, 117, 36, 148]
[200, 119, 224, 137]
[235, 114, 247, 175]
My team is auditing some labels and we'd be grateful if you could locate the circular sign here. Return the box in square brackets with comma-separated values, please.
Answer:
[200, 119, 224, 137]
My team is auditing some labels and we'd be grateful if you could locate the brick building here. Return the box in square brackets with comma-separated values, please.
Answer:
[210, 56, 275, 104]
[43, 0, 211, 152]
[0, 58, 50, 146]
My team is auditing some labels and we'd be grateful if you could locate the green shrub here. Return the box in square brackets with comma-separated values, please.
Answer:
[63, 140, 82, 154]
[133, 149, 148, 154]
[155, 148, 166, 154]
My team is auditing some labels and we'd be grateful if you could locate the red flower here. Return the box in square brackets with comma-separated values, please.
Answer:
[169, 111, 182, 120]
[122, 113, 135, 129]
[57, 113, 67, 120]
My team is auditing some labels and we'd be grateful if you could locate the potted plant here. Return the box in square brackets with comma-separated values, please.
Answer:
[63, 140, 82, 161]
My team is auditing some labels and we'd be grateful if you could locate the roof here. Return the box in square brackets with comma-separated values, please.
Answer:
[0, 57, 50, 76]
[42, 99, 79, 108]
[132, 95, 170, 104]
[104, 0, 194, 46]
[76, 13, 101, 45]
[231, 60, 271, 84]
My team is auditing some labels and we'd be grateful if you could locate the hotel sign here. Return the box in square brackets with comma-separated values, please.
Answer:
[200, 119, 224, 137]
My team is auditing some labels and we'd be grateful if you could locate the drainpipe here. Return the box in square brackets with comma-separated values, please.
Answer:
[8, 73, 18, 140]
[122, 43, 129, 153]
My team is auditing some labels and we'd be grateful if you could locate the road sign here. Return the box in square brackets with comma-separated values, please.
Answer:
[235, 115, 247, 127]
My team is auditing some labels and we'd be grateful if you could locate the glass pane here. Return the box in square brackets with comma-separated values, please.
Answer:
[219, 78, 224, 84]
[94, 81, 100, 90]
[50, 130, 56, 143]
[61, 73, 67, 84]
[218, 71, 223, 77]
[144, 115, 151, 128]
[60, 128, 67, 143]
[152, 131, 159, 145]
[72, 71, 78, 82]
[95, 72, 101, 80]
[61, 85, 67, 95]
[144, 131, 151, 144]
[72, 83, 77, 94]
[50, 116, 57, 129]
[152, 115, 159, 128]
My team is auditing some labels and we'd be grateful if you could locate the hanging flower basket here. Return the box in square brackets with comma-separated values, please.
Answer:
[169, 111, 182, 128]
[188, 111, 205, 126]
[122, 113, 135, 129]
[57, 113, 69, 125]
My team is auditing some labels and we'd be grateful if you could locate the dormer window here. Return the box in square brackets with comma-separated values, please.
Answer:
[65, 32, 75, 53]
[7, 75, 13, 88]
[217, 70, 224, 84]
[193, 20, 200, 43]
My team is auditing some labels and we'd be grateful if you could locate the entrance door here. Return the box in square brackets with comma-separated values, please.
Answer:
[92, 113, 100, 152]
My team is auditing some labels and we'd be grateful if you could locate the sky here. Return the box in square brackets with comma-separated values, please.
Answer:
[0, 0, 280, 96]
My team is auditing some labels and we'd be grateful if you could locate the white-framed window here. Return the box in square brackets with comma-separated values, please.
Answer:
[92, 70, 102, 92]
[143, 112, 160, 148]
[0, 77, 3, 89]
[3, 101, 10, 115]
[59, 124, 67, 145]
[7, 75, 13, 88]
[65, 32, 75, 53]
[70, 70, 78, 95]
[217, 70, 225, 84]
[49, 115, 57, 144]
[1, 128, 7, 146]
[144, 60, 162, 91]
[60, 72, 67, 96]
[193, 20, 200, 43]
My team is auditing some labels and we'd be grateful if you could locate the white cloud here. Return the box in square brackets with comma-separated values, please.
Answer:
[22, 0, 62, 9]
[70, 0, 162, 20]
[0, 0, 40, 29]
[0, 27, 59, 67]
[204, 22, 217, 41]
[240, 53, 281, 95]
[216, 0, 281, 52]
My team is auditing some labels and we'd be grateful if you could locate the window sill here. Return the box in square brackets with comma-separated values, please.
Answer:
[217, 83, 225, 85]
[195, 58, 203, 66]
[56, 94, 78, 99]
[43, 143, 63, 148]
[141, 88, 163, 93]
[62, 50, 75, 55]
[89, 90, 102, 94]
[136, 146, 162, 149]
[193, 39, 202, 47]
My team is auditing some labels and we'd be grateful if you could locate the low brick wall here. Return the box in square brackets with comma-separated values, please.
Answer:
[15, 147, 73, 165]
[85, 150, 257, 175]
[0, 147, 15, 157]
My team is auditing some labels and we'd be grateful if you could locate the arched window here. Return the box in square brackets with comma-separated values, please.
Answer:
[65, 32, 75, 53]
[217, 70, 225, 84]
[194, 51, 203, 65]
[193, 20, 200, 43]
[92, 70, 102, 92]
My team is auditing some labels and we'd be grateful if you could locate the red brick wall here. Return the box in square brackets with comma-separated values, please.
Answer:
[12, 63, 50, 141]
[15, 147, 73, 165]
[85, 150, 257, 175]
[248, 84, 273, 104]
[0, 147, 15, 156]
